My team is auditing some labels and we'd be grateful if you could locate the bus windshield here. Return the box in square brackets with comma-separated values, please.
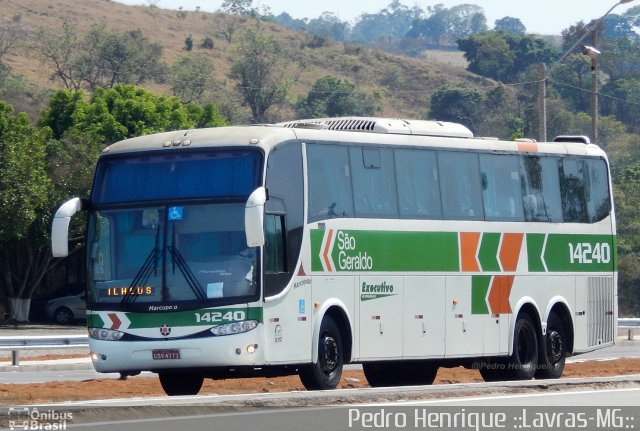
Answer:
[86, 149, 262, 310]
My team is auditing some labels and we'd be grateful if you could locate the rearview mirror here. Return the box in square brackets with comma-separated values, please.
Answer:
[245, 187, 266, 247]
[51, 197, 83, 257]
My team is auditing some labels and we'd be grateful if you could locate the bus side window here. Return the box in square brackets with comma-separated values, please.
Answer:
[394, 149, 441, 218]
[583, 158, 611, 223]
[264, 214, 286, 274]
[520, 155, 563, 222]
[350, 147, 398, 218]
[479, 154, 523, 221]
[264, 141, 304, 297]
[560, 158, 588, 223]
[307, 144, 354, 222]
[438, 151, 484, 220]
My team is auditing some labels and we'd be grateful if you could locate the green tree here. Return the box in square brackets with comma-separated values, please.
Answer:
[38, 23, 166, 90]
[184, 34, 193, 51]
[494, 17, 526, 34]
[429, 84, 485, 132]
[230, 29, 302, 123]
[601, 78, 640, 131]
[407, 4, 487, 45]
[221, 0, 255, 16]
[306, 12, 349, 41]
[40, 85, 226, 146]
[72, 85, 220, 144]
[458, 31, 558, 82]
[38, 89, 85, 140]
[458, 32, 514, 82]
[0, 101, 52, 320]
[295, 76, 379, 118]
[350, 1, 422, 43]
[549, 54, 592, 113]
[170, 54, 215, 104]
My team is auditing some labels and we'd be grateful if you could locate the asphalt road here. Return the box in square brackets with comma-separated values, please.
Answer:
[9, 386, 638, 431]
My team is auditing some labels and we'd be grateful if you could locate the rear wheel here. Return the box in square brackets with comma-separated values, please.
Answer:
[536, 313, 566, 379]
[363, 361, 438, 387]
[478, 359, 506, 382]
[505, 314, 538, 380]
[159, 372, 204, 396]
[299, 317, 344, 390]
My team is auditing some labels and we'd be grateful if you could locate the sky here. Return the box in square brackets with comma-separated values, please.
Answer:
[115, 0, 638, 35]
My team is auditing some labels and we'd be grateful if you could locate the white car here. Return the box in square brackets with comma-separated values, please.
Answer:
[44, 293, 86, 325]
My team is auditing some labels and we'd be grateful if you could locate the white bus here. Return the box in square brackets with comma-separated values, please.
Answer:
[52, 117, 616, 395]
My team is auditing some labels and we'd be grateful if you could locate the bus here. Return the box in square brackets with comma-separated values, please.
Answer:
[51, 117, 617, 395]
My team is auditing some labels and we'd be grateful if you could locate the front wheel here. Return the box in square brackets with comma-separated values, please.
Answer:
[299, 317, 344, 390]
[536, 313, 566, 379]
[159, 372, 204, 396]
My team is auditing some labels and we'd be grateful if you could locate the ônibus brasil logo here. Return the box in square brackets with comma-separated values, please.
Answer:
[320, 230, 372, 272]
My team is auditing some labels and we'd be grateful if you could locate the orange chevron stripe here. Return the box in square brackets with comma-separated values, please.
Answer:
[460, 232, 481, 272]
[499, 233, 524, 272]
[322, 229, 334, 272]
[488, 275, 514, 314]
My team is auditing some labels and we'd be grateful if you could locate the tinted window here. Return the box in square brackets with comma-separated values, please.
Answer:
[438, 151, 484, 220]
[93, 150, 262, 204]
[560, 158, 588, 223]
[350, 147, 398, 217]
[395, 149, 442, 218]
[307, 144, 354, 222]
[480, 154, 523, 221]
[520, 156, 563, 222]
[264, 214, 286, 273]
[265, 142, 304, 297]
[584, 158, 611, 222]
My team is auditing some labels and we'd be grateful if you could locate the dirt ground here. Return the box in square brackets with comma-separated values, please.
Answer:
[2, 356, 640, 406]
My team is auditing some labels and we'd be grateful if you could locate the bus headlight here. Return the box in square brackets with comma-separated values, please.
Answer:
[210, 320, 258, 336]
[89, 327, 124, 341]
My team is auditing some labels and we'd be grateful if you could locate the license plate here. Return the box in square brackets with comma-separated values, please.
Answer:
[152, 349, 180, 360]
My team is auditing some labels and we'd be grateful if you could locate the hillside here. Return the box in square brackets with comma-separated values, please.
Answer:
[0, 0, 496, 122]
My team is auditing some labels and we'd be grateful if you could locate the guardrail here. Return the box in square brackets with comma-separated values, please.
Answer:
[618, 318, 640, 341]
[0, 335, 88, 366]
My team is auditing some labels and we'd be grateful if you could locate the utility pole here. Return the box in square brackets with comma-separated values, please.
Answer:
[591, 29, 599, 145]
[538, 63, 547, 142]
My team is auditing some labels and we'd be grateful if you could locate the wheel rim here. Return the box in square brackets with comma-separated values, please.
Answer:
[56, 309, 71, 324]
[319, 335, 339, 374]
[547, 330, 564, 364]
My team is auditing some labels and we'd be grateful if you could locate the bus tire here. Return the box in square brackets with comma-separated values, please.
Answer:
[478, 359, 506, 382]
[299, 317, 344, 390]
[158, 372, 204, 396]
[535, 313, 566, 379]
[362, 362, 396, 387]
[363, 361, 437, 387]
[506, 314, 538, 380]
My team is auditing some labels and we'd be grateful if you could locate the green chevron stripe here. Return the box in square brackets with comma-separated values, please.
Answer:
[471, 275, 492, 315]
[478, 233, 501, 272]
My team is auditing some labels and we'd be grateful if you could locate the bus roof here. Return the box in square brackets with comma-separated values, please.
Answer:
[101, 117, 607, 159]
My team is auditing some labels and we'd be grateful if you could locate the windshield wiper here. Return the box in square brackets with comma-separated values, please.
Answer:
[167, 246, 208, 302]
[168, 224, 208, 302]
[122, 227, 161, 306]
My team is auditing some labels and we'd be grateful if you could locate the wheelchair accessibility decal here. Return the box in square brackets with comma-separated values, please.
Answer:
[168, 206, 183, 221]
